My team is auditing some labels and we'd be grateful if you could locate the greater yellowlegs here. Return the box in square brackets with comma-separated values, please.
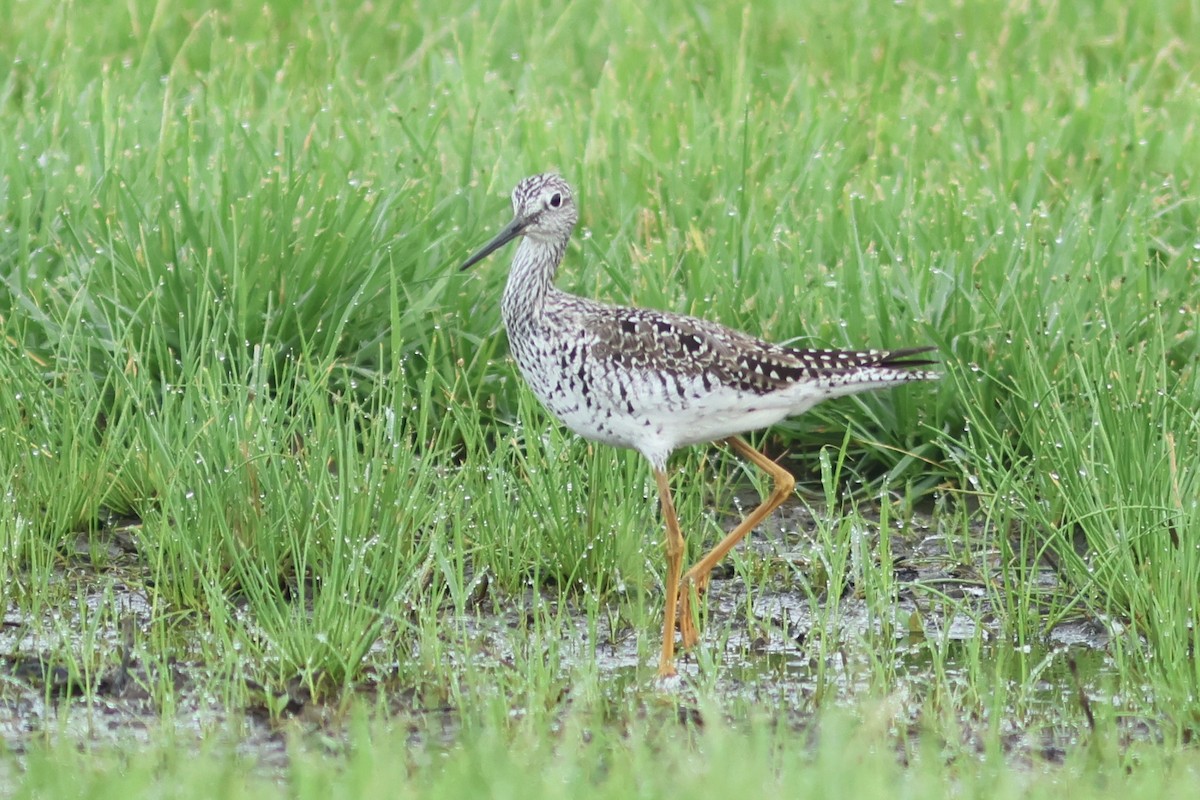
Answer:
[460, 173, 938, 677]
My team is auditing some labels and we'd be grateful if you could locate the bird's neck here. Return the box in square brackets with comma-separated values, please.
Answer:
[501, 237, 566, 332]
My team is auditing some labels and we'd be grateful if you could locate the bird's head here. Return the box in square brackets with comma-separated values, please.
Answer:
[460, 173, 578, 270]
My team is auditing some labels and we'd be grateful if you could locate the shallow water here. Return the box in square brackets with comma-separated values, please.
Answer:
[0, 499, 1129, 768]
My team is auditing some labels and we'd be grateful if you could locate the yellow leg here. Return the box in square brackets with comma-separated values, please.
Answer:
[677, 436, 796, 649]
[654, 468, 685, 678]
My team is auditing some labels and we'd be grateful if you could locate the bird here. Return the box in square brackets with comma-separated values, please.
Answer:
[459, 173, 938, 678]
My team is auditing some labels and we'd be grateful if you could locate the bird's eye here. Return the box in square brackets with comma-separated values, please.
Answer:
[549, 193, 562, 208]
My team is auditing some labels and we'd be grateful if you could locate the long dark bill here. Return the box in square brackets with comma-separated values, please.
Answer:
[459, 216, 527, 271]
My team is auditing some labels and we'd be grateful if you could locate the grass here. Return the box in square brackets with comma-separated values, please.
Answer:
[1, 0, 1199, 794]
[13, 703, 1200, 800]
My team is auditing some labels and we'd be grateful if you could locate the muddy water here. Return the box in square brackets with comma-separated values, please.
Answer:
[448, 497, 1128, 758]
[0, 500, 1126, 767]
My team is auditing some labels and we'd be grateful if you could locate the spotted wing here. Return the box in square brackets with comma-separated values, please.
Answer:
[587, 305, 933, 396]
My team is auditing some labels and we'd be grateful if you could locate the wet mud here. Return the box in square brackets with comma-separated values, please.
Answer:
[0, 498, 1133, 771]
